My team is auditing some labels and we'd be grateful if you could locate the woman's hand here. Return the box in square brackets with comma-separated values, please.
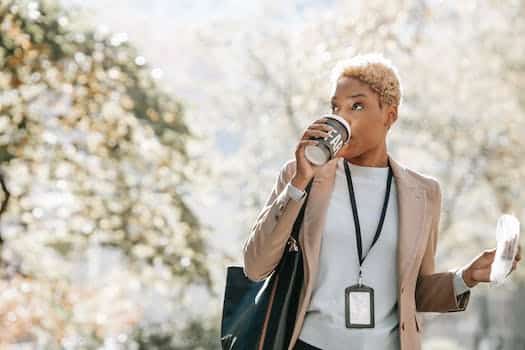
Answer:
[461, 244, 522, 288]
[291, 117, 333, 190]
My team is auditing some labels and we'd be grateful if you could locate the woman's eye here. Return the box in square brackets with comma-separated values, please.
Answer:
[332, 103, 362, 112]
[352, 103, 363, 111]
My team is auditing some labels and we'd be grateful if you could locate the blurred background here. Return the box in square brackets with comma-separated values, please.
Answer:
[0, 0, 524, 349]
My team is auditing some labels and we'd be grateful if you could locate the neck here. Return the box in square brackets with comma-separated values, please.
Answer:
[344, 144, 389, 168]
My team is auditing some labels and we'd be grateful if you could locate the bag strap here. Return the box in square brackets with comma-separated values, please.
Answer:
[272, 177, 314, 273]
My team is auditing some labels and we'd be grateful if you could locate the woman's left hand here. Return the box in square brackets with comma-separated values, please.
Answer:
[461, 244, 521, 288]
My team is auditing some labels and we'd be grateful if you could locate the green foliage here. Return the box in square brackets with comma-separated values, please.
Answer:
[0, 0, 210, 287]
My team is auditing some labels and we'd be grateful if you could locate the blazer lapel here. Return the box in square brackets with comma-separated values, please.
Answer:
[298, 153, 430, 298]
[389, 157, 430, 289]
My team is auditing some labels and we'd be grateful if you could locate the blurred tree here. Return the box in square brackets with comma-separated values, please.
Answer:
[0, 0, 209, 283]
[0, 0, 213, 346]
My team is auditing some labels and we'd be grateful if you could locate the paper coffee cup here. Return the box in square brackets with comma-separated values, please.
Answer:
[305, 114, 351, 165]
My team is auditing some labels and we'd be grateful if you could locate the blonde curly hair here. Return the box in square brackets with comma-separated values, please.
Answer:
[329, 53, 402, 109]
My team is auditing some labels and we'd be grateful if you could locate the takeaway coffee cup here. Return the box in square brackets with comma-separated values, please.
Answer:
[304, 114, 351, 166]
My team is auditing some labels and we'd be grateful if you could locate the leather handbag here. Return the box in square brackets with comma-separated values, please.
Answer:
[220, 178, 314, 350]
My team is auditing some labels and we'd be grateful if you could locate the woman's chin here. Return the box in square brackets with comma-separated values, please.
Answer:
[338, 145, 360, 159]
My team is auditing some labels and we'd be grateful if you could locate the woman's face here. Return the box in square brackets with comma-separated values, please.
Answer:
[329, 76, 397, 160]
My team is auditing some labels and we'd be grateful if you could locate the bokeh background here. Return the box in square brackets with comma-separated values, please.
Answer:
[0, 0, 524, 349]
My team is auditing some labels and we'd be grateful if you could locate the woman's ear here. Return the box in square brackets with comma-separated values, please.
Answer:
[385, 105, 398, 129]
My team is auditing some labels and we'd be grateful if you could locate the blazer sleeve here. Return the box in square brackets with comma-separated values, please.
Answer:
[415, 179, 471, 313]
[242, 159, 308, 282]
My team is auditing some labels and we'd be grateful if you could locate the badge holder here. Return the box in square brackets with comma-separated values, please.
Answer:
[345, 281, 375, 328]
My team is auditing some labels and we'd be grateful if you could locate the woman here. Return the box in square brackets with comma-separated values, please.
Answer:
[242, 54, 521, 350]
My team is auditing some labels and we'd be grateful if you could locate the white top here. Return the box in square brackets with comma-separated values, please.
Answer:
[283, 157, 469, 350]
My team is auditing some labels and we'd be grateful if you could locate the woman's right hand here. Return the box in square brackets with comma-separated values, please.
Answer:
[292, 117, 333, 190]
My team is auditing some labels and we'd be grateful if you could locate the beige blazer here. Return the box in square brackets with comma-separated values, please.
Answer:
[242, 152, 471, 350]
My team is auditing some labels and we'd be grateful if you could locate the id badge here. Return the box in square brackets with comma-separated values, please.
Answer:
[345, 284, 375, 328]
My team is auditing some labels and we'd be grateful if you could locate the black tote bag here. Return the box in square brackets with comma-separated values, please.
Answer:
[221, 178, 314, 350]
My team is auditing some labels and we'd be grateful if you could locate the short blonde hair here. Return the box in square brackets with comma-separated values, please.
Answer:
[329, 53, 402, 108]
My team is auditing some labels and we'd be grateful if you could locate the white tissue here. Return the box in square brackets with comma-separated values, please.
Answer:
[490, 214, 520, 285]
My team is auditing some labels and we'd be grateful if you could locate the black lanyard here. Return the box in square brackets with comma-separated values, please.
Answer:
[343, 159, 393, 283]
